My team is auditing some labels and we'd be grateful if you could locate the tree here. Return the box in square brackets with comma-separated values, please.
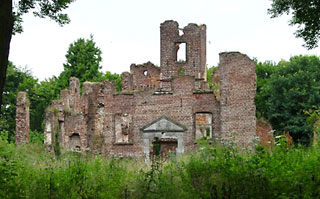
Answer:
[263, 55, 320, 145]
[57, 36, 103, 89]
[255, 60, 277, 118]
[268, 0, 320, 49]
[0, 0, 75, 113]
[0, 62, 37, 141]
[30, 77, 60, 132]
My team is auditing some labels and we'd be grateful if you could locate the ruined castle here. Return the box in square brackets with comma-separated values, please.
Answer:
[17, 21, 257, 160]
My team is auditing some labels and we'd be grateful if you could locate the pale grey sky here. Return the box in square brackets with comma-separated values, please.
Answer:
[9, 0, 320, 80]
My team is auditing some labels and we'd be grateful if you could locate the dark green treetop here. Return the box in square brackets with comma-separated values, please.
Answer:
[58, 35, 103, 89]
[268, 0, 320, 49]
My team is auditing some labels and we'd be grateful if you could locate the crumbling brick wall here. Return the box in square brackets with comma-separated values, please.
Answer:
[15, 91, 29, 145]
[160, 20, 207, 90]
[256, 118, 274, 149]
[17, 20, 257, 159]
[218, 52, 257, 148]
[130, 62, 160, 91]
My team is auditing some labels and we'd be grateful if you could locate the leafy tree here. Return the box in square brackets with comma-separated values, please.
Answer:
[268, 0, 320, 49]
[255, 60, 277, 118]
[57, 35, 103, 89]
[0, 0, 75, 112]
[0, 61, 37, 141]
[30, 77, 61, 132]
[0, 61, 59, 141]
[263, 55, 320, 144]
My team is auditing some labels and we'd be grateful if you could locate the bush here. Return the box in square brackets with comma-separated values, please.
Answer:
[2, 138, 320, 198]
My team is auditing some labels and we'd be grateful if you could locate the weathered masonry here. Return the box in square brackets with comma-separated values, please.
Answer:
[15, 91, 30, 145]
[42, 20, 257, 159]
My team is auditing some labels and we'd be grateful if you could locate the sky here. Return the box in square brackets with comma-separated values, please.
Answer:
[9, 0, 320, 81]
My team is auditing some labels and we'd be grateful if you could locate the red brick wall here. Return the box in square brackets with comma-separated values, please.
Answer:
[218, 52, 257, 148]
[39, 21, 257, 157]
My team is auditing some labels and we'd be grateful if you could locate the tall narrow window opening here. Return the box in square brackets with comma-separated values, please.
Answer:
[195, 113, 213, 140]
[176, 43, 186, 62]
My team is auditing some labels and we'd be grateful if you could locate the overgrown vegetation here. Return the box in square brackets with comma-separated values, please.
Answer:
[256, 55, 320, 145]
[2, 137, 320, 199]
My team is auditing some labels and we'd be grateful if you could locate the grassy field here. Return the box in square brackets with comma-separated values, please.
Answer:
[1, 137, 320, 199]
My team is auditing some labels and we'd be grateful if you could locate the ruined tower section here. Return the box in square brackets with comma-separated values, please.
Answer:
[15, 91, 29, 145]
[160, 20, 206, 90]
[218, 52, 257, 147]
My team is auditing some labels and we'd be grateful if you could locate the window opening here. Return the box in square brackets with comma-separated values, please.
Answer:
[195, 113, 213, 140]
[176, 43, 186, 62]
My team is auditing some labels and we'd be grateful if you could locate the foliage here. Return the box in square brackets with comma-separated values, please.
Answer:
[268, 0, 320, 49]
[0, 62, 37, 141]
[29, 130, 44, 145]
[1, 0, 75, 110]
[178, 68, 185, 75]
[3, 138, 320, 198]
[12, 0, 75, 34]
[57, 35, 103, 89]
[259, 55, 320, 145]
[0, 61, 58, 140]
[95, 71, 122, 92]
[206, 66, 217, 89]
[1, 36, 122, 140]
[30, 77, 61, 132]
[255, 60, 277, 118]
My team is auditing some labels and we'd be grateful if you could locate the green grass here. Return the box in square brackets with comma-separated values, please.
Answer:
[1, 137, 320, 199]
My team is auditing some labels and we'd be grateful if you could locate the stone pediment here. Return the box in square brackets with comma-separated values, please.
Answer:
[142, 116, 186, 132]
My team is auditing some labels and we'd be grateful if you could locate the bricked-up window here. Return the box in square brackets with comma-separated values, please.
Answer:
[195, 113, 212, 140]
[176, 42, 186, 62]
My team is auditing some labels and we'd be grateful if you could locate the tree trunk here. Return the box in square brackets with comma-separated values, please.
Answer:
[0, 0, 13, 113]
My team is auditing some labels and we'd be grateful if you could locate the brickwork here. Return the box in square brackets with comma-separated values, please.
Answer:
[160, 20, 207, 89]
[16, 21, 257, 159]
[130, 62, 160, 91]
[218, 52, 257, 148]
[15, 91, 29, 145]
[256, 119, 274, 149]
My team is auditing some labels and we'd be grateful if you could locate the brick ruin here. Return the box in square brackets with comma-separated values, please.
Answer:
[15, 91, 30, 144]
[17, 20, 257, 159]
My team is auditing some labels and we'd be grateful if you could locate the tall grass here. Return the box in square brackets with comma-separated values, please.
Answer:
[1, 137, 320, 199]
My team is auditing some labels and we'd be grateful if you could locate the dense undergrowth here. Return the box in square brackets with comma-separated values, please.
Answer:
[1, 138, 320, 199]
